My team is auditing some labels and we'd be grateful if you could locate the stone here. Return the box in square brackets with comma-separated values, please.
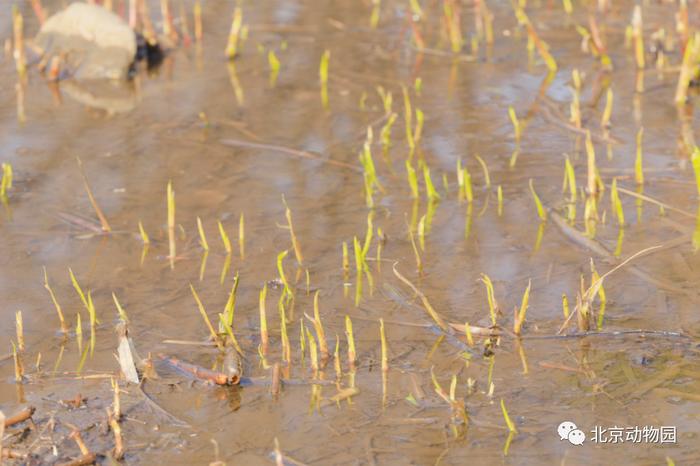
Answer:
[34, 2, 136, 80]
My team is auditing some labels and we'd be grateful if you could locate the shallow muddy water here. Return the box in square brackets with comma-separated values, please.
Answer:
[2, 0, 700, 464]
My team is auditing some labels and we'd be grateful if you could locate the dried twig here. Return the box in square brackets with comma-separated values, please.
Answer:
[3, 406, 35, 427]
[158, 354, 240, 385]
[220, 139, 361, 171]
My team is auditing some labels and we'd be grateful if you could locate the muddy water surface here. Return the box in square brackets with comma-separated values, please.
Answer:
[2, 0, 700, 465]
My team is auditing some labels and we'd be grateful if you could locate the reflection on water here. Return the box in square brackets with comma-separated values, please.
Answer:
[0, 0, 699, 464]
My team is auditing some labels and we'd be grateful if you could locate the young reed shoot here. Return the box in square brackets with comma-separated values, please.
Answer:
[283, 196, 304, 265]
[601, 87, 613, 128]
[585, 131, 597, 196]
[259, 283, 269, 355]
[413, 109, 425, 144]
[417, 215, 426, 251]
[443, 0, 464, 52]
[464, 322, 474, 346]
[299, 319, 307, 364]
[497, 185, 503, 216]
[69, 268, 89, 315]
[380, 113, 398, 155]
[197, 217, 209, 251]
[377, 86, 393, 115]
[562, 0, 572, 14]
[406, 161, 419, 198]
[528, 179, 547, 221]
[380, 318, 388, 373]
[0, 163, 12, 197]
[370, 0, 381, 28]
[611, 178, 625, 226]
[306, 328, 318, 375]
[515, 8, 557, 71]
[513, 280, 531, 335]
[480, 274, 499, 326]
[423, 165, 441, 201]
[87, 291, 97, 354]
[222, 273, 240, 329]
[462, 167, 474, 204]
[112, 292, 128, 323]
[675, 33, 700, 104]
[43, 267, 68, 333]
[190, 284, 223, 349]
[402, 86, 415, 151]
[15, 310, 24, 352]
[279, 297, 291, 364]
[312, 291, 329, 360]
[635, 127, 644, 185]
[560, 292, 570, 318]
[12, 341, 23, 382]
[500, 399, 518, 433]
[225, 7, 243, 59]
[408, 223, 423, 273]
[319, 50, 330, 107]
[12, 6, 26, 76]
[345, 315, 356, 368]
[268, 50, 280, 86]
[632, 6, 645, 69]
[564, 156, 577, 202]
[76, 313, 83, 353]
[474, 154, 491, 189]
[342, 241, 349, 274]
[690, 147, 700, 197]
[508, 106, 521, 142]
[239, 213, 245, 258]
[333, 334, 341, 378]
[138, 220, 150, 244]
[218, 220, 232, 254]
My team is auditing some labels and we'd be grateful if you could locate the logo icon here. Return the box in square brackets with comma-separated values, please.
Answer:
[558, 421, 585, 445]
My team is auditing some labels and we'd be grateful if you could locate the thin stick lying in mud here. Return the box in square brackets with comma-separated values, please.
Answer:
[77, 158, 111, 232]
[2, 448, 29, 460]
[56, 451, 98, 466]
[3, 406, 34, 427]
[220, 139, 361, 171]
[159, 354, 240, 385]
[392, 263, 449, 331]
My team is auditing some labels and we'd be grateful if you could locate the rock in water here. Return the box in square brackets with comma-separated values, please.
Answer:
[35, 3, 136, 80]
